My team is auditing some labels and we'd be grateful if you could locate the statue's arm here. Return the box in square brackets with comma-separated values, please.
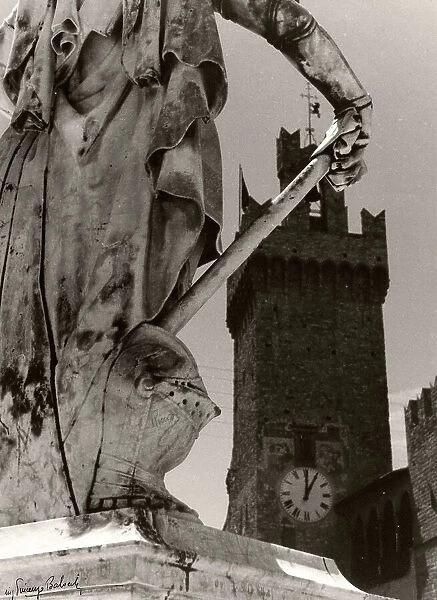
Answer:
[214, 0, 372, 189]
[0, 8, 17, 118]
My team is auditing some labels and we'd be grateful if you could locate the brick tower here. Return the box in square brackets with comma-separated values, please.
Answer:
[405, 379, 437, 600]
[224, 129, 392, 568]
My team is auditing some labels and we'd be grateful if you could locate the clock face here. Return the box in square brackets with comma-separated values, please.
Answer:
[279, 467, 334, 523]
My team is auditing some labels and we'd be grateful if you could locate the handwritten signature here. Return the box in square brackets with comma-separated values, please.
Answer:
[4, 575, 82, 599]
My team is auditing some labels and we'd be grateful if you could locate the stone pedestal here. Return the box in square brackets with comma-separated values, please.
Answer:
[0, 509, 392, 600]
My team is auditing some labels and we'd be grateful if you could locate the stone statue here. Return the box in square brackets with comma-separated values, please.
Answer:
[0, 0, 372, 526]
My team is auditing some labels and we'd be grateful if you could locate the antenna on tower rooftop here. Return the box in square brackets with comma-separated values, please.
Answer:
[300, 82, 320, 146]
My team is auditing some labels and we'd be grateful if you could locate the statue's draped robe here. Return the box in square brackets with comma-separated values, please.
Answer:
[0, 0, 227, 524]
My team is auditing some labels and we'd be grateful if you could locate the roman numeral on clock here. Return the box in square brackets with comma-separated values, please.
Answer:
[283, 499, 294, 509]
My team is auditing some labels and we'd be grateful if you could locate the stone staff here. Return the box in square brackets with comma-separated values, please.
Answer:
[159, 108, 362, 334]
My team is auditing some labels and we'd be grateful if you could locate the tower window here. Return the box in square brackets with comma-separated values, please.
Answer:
[294, 428, 316, 465]
[308, 186, 326, 231]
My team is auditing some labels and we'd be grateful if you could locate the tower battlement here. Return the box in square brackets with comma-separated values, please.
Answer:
[240, 182, 387, 247]
[229, 132, 389, 336]
[405, 377, 437, 599]
[405, 378, 437, 428]
[361, 208, 387, 239]
[235, 128, 388, 301]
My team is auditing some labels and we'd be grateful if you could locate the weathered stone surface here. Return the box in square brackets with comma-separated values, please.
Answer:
[0, 0, 226, 524]
[0, 509, 392, 600]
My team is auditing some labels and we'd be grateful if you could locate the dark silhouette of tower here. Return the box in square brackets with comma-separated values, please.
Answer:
[224, 129, 392, 569]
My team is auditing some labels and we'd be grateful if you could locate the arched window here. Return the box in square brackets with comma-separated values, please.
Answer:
[366, 509, 381, 584]
[396, 493, 413, 576]
[351, 516, 366, 584]
[381, 501, 397, 580]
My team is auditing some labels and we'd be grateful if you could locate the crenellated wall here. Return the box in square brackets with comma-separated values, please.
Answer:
[405, 378, 437, 600]
[337, 468, 417, 599]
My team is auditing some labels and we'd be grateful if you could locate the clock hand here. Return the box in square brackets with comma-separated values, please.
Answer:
[303, 468, 309, 500]
[304, 473, 319, 500]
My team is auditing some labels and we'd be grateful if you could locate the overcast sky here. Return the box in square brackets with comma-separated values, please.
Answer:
[0, 0, 435, 529]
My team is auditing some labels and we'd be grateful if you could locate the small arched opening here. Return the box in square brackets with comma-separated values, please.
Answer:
[381, 501, 397, 580]
[396, 492, 414, 576]
[366, 509, 381, 584]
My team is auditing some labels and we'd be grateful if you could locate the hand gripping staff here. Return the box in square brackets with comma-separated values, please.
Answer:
[158, 108, 363, 335]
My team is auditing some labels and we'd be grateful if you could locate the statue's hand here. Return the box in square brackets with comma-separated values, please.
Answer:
[312, 96, 372, 192]
[329, 102, 372, 191]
